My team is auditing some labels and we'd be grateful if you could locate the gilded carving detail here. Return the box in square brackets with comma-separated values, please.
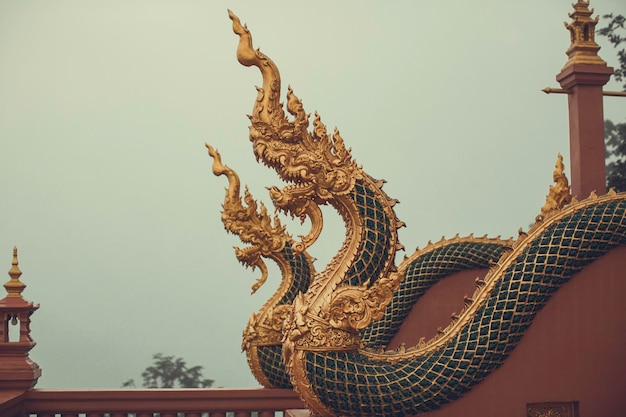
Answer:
[283, 294, 361, 366]
[535, 153, 572, 224]
[242, 304, 292, 350]
[229, 10, 365, 255]
[562, 0, 607, 68]
[207, 144, 289, 293]
[325, 271, 403, 332]
[527, 401, 579, 417]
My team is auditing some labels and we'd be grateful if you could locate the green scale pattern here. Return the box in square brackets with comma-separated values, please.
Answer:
[346, 179, 395, 288]
[257, 344, 292, 388]
[361, 241, 508, 348]
[257, 242, 313, 389]
[304, 199, 626, 417]
[253, 179, 394, 388]
[278, 242, 313, 305]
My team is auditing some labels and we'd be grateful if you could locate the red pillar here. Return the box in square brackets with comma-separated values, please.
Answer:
[557, 65, 612, 198]
[555, 0, 613, 199]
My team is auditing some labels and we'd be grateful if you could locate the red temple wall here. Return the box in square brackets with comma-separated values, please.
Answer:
[388, 246, 626, 417]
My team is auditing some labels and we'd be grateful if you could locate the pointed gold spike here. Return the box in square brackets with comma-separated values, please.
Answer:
[536, 153, 572, 223]
[4, 247, 26, 297]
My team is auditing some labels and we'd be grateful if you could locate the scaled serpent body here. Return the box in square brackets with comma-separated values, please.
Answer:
[210, 11, 626, 416]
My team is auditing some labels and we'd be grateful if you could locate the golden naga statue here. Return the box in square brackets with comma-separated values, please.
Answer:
[208, 11, 626, 417]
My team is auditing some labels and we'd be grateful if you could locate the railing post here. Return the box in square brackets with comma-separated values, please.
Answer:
[0, 247, 41, 390]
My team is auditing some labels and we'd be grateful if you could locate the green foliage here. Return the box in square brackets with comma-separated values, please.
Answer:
[605, 120, 626, 192]
[598, 13, 625, 89]
[122, 353, 214, 388]
[599, 14, 626, 192]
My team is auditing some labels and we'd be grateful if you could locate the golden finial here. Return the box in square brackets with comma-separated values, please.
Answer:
[562, 0, 607, 69]
[4, 247, 26, 297]
[536, 154, 572, 223]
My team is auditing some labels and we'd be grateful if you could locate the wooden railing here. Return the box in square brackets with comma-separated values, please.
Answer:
[0, 391, 27, 417]
[0, 388, 305, 417]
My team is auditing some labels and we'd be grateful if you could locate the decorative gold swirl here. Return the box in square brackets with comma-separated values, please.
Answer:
[228, 9, 284, 127]
[242, 304, 292, 350]
[283, 293, 361, 377]
[325, 272, 403, 332]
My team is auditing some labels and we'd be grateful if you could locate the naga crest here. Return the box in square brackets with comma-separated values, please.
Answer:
[207, 144, 290, 293]
[229, 10, 363, 251]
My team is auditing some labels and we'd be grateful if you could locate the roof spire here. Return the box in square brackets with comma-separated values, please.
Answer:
[0, 247, 41, 390]
[562, 0, 607, 69]
[4, 247, 26, 297]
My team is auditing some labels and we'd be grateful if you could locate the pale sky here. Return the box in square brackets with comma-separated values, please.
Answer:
[1, 0, 625, 389]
